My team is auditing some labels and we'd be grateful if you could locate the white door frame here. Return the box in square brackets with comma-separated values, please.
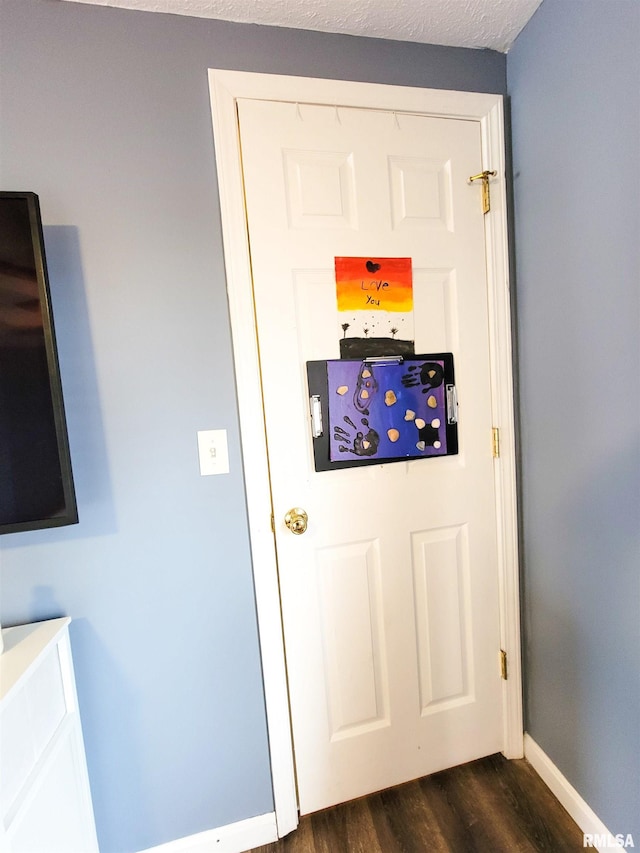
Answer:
[208, 69, 523, 839]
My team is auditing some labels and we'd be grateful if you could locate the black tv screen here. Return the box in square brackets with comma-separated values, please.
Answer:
[0, 191, 78, 534]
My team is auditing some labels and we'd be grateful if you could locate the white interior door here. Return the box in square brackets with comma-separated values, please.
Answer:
[236, 97, 505, 817]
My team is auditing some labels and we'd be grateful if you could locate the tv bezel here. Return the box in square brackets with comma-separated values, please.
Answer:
[0, 191, 78, 535]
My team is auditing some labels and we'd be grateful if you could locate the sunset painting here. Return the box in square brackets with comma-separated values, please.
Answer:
[335, 256, 415, 358]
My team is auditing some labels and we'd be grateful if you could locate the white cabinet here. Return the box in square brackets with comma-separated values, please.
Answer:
[0, 618, 99, 852]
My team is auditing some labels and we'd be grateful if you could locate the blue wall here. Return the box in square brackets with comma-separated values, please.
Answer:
[508, 0, 640, 840]
[0, 2, 506, 850]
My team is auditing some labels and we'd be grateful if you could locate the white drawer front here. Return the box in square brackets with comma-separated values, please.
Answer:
[1, 642, 67, 818]
[27, 645, 67, 758]
[1, 688, 35, 814]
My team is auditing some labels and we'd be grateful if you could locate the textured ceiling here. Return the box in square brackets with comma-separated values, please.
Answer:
[60, 0, 543, 52]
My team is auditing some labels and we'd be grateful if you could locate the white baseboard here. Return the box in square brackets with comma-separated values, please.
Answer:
[524, 734, 631, 851]
[138, 812, 278, 853]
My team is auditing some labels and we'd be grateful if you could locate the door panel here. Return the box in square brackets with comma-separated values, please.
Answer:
[412, 524, 473, 712]
[317, 538, 389, 738]
[237, 98, 502, 815]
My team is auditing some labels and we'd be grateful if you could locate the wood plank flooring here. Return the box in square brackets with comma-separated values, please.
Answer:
[251, 754, 585, 852]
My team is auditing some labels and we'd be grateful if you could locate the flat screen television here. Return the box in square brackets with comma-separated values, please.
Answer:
[0, 191, 78, 534]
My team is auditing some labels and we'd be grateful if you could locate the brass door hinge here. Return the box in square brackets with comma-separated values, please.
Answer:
[492, 427, 500, 458]
[500, 649, 508, 680]
[469, 170, 497, 214]
[270, 514, 275, 533]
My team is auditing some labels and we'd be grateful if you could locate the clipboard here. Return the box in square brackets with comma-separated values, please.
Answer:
[306, 353, 458, 472]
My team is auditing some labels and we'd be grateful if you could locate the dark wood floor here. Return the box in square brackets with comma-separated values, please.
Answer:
[251, 754, 585, 852]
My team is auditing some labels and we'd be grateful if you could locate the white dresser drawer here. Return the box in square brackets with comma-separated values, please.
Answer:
[1, 644, 67, 816]
[0, 618, 98, 852]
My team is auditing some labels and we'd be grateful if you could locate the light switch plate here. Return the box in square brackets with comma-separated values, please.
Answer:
[197, 429, 230, 476]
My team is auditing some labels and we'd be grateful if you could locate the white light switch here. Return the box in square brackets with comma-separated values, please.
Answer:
[197, 429, 229, 476]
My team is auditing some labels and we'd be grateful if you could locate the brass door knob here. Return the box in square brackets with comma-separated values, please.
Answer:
[284, 507, 308, 535]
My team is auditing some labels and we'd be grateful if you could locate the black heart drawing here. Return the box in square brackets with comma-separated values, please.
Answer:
[366, 260, 381, 273]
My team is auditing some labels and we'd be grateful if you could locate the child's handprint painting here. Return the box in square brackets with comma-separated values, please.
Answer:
[322, 355, 457, 465]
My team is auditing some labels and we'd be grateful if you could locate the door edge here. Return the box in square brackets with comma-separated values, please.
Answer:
[479, 97, 525, 759]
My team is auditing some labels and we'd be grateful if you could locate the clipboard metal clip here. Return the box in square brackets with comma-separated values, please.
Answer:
[310, 394, 323, 438]
[446, 384, 458, 425]
[362, 356, 405, 366]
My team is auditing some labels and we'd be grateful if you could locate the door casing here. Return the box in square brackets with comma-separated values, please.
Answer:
[208, 69, 523, 838]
